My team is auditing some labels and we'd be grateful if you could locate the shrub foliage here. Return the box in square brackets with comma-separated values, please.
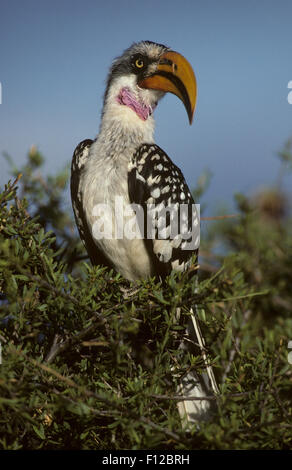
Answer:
[0, 144, 291, 449]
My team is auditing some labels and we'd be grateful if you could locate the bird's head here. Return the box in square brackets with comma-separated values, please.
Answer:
[102, 41, 197, 128]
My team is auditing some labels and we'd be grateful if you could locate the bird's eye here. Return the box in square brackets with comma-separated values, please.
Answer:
[135, 58, 144, 69]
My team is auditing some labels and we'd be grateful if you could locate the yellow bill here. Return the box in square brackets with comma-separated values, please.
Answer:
[139, 50, 197, 124]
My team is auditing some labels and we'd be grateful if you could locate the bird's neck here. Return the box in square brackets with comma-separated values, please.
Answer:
[96, 99, 155, 160]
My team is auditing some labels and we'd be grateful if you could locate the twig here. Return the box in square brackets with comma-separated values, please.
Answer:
[201, 214, 239, 221]
[272, 388, 291, 422]
[44, 334, 63, 363]
[222, 309, 252, 383]
[210, 290, 269, 303]
[52, 388, 117, 418]
[151, 390, 254, 401]
[44, 313, 112, 364]
[139, 416, 181, 442]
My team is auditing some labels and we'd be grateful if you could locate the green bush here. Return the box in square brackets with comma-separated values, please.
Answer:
[0, 145, 291, 449]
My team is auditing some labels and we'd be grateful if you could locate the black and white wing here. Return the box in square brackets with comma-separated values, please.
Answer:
[70, 139, 113, 269]
[128, 143, 199, 277]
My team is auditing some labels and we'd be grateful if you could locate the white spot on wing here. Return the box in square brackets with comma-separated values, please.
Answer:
[151, 187, 160, 199]
[136, 171, 146, 183]
[161, 185, 170, 194]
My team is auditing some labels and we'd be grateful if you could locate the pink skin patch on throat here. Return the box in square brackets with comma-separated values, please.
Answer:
[116, 87, 156, 121]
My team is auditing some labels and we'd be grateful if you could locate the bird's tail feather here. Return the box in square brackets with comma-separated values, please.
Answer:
[176, 306, 219, 427]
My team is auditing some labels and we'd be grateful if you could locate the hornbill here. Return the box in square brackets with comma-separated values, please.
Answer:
[71, 41, 218, 426]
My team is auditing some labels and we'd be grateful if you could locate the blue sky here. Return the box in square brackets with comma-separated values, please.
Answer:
[1, 0, 292, 214]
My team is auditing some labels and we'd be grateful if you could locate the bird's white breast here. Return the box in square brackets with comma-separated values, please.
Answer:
[82, 122, 155, 281]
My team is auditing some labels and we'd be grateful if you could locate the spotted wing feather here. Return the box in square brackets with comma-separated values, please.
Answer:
[128, 143, 199, 276]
